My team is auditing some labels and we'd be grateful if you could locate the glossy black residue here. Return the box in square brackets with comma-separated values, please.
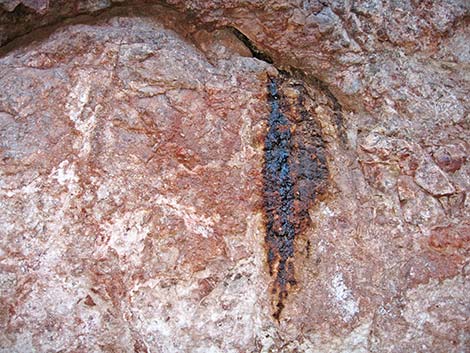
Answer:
[263, 75, 328, 320]
[263, 78, 296, 320]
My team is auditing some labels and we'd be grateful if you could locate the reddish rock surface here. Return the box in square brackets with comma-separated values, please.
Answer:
[0, 1, 469, 352]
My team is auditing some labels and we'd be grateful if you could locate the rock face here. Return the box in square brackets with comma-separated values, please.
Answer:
[0, 1, 469, 353]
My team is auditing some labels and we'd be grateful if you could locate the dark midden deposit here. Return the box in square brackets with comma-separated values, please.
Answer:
[263, 74, 329, 320]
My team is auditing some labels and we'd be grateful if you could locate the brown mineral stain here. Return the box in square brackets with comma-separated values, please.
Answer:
[83, 294, 96, 307]
[429, 225, 470, 251]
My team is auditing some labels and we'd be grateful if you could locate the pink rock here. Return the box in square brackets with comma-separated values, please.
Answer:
[433, 144, 466, 173]
[0, 1, 468, 352]
[415, 158, 456, 196]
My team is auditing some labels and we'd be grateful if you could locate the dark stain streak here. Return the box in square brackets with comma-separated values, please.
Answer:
[263, 74, 328, 320]
[263, 78, 296, 320]
[216, 26, 334, 321]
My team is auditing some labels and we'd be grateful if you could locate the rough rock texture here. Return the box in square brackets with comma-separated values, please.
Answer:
[0, 1, 469, 352]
